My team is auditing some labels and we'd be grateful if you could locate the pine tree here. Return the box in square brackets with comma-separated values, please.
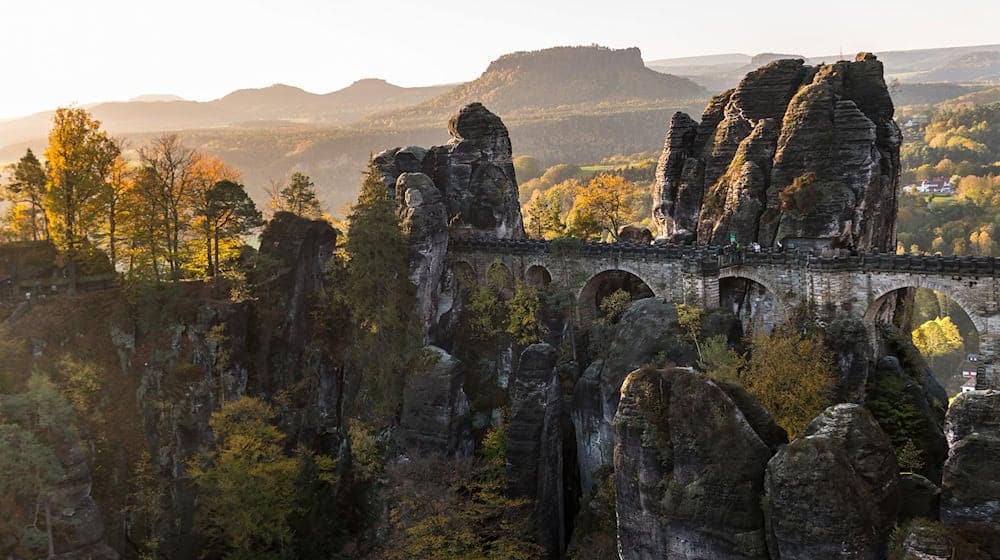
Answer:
[272, 172, 323, 219]
[343, 162, 415, 421]
[3, 148, 49, 241]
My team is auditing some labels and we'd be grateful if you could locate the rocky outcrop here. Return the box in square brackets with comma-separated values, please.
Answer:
[375, 104, 524, 346]
[375, 103, 524, 240]
[396, 172, 450, 341]
[764, 404, 899, 560]
[506, 343, 564, 558]
[252, 211, 338, 394]
[571, 298, 696, 493]
[398, 346, 473, 457]
[653, 54, 900, 252]
[613, 367, 779, 560]
[941, 390, 1000, 526]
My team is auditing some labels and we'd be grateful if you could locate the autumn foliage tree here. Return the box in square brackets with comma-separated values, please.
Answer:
[565, 173, 644, 241]
[44, 107, 119, 273]
[198, 180, 262, 277]
[742, 328, 836, 438]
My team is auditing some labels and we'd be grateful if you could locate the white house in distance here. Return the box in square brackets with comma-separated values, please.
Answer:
[960, 353, 979, 393]
[903, 176, 955, 195]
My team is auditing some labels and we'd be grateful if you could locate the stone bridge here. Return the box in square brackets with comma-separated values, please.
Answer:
[448, 237, 1000, 389]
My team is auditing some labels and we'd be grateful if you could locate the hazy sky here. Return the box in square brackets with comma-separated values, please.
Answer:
[2, 0, 998, 119]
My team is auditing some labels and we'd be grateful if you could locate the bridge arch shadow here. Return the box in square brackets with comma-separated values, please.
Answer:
[577, 269, 655, 324]
[719, 276, 782, 334]
[525, 264, 552, 289]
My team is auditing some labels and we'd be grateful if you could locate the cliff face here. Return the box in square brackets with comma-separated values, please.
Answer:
[375, 103, 524, 343]
[653, 53, 901, 251]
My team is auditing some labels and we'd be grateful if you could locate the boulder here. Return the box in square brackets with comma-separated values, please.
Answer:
[899, 473, 941, 522]
[764, 404, 899, 560]
[941, 390, 1000, 526]
[617, 225, 653, 244]
[613, 367, 777, 559]
[506, 343, 564, 558]
[653, 54, 899, 253]
[399, 346, 473, 457]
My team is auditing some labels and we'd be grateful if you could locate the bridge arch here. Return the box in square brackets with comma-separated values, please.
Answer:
[450, 259, 477, 286]
[863, 277, 988, 336]
[577, 268, 655, 324]
[525, 264, 552, 289]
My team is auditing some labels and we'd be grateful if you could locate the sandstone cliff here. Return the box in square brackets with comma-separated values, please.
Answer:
[653, 53, 901, 251]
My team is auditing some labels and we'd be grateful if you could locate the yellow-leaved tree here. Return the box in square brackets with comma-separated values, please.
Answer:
[565, 173, 644, 241]
[742, 329, 836, 438]
[44, 107, 119, 272]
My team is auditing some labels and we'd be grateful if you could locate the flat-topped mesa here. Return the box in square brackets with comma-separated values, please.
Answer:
[653, 52, 901, 252]
[374, 102, 525, 240]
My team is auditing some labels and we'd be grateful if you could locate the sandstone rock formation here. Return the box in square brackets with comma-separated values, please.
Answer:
[375, 103, 524, 344]
[398, 346, 473, 457]
[941, 390, 1000, 526]
[653, 53, 900, 252]
[396, 172, 449, 341]
[506, 343, 564, 558]
[375, 103, 524, 240]
[613, 367, 779, 560]
[571, 298, 694, 493]
[764, 404, 899, 560]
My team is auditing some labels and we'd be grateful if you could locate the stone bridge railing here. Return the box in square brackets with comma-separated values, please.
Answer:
[448, 236, 1000, 276]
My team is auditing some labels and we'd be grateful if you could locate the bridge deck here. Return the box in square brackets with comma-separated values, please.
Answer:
[449, 237, 1000, 276]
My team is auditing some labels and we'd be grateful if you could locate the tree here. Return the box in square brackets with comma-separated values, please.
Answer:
[189, 397, 301, 559]
[199, 180, 262, 277]
[565, 173, 643, 241]
[742, 329, 836, 438]
[676, 303, 704, 361]
[505, 284, 547, 346]
[136, 135, 198, 280]
[3, 148, 49, 240]
[99, 146, 132, 270]
[342, 161, 415, 420]
[44, 107, 119, 274]
[270, 172, 323, 218]
[0, 373, 77, 559]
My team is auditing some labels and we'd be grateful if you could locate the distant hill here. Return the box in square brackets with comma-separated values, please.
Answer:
[0, 79, 455, 150]
[129, 94, 186, 103]
[371, 46, 705, 128]
[648, 44, 1000, 91]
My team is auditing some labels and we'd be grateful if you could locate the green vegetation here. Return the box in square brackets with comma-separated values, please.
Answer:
[190, 396, 338, 559]
[0, 373, 76, 558]
[340, 162, 415, 421]
[269, 171, 324, 219]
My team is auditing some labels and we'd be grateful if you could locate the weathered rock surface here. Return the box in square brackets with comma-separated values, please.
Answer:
[506, 343, 564, 558]
[571, 298, 695, 493]
[941, 390, 1000, 526]
[653, 53, 900, 252]
[899, 473, 941, 522]
[896, 523, 955, 560]
[396, 172, 449, 341]
[617, 224, 653, 244]
[764, 404, 899, 560]
[375, 103, 524, 239]
[253, 211, 338, 394]
[399, 346, 473, 457]
[613, 367, 778, 560]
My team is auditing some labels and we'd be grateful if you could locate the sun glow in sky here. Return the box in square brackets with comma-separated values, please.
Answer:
[1, 0, 998, 119]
